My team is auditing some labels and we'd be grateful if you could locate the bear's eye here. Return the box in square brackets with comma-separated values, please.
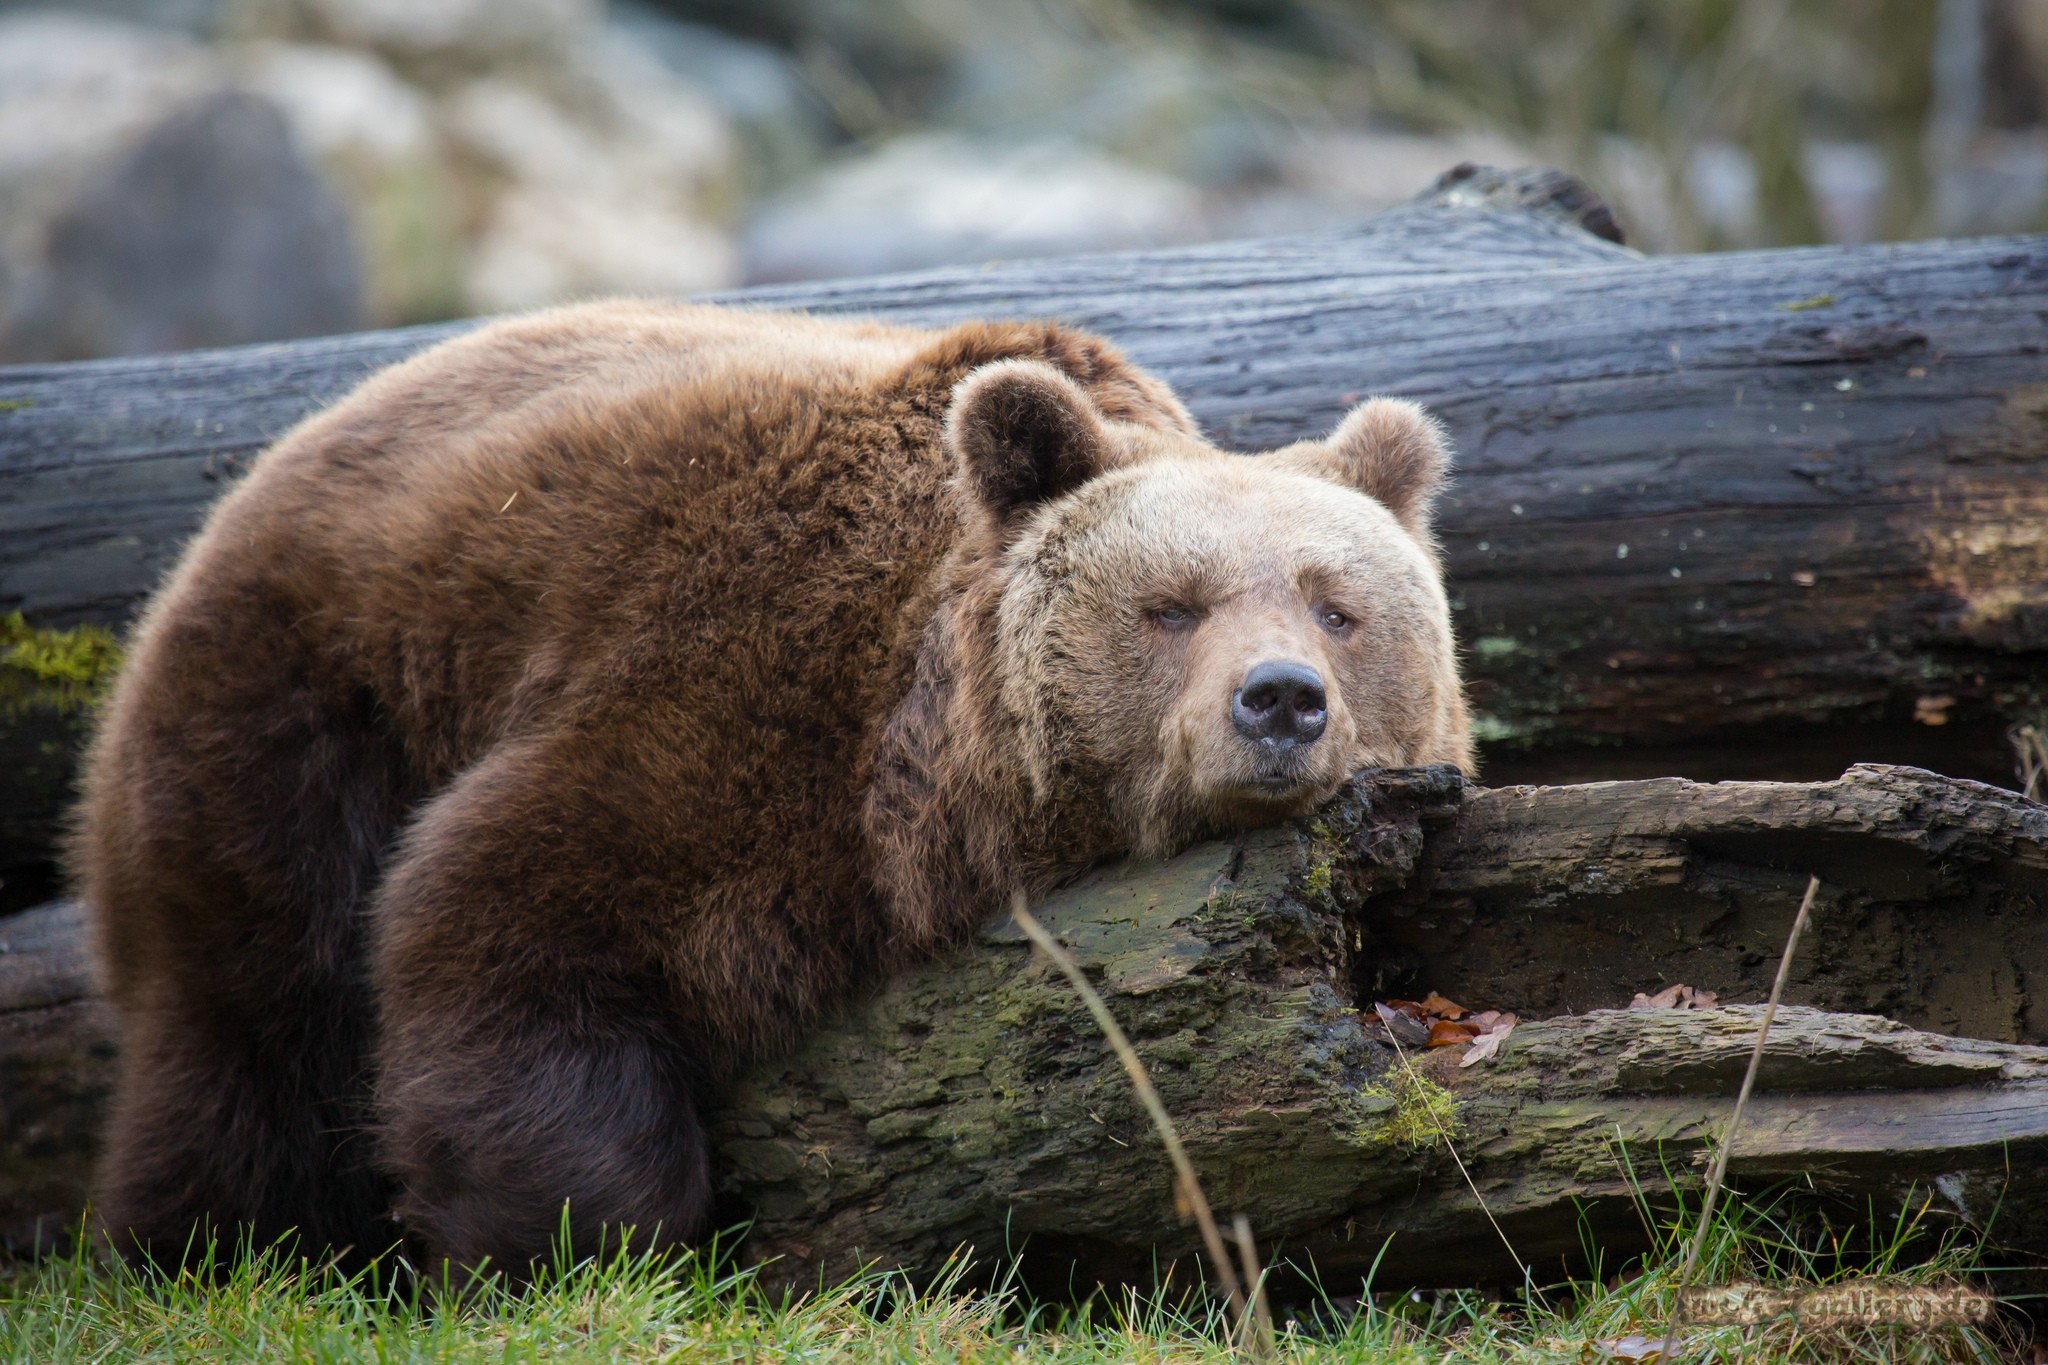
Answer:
[1150, 605, 1199, 630]
[1318, 607, 1352, 632]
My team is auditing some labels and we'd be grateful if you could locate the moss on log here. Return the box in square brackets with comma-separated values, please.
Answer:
[0, 616, 119, 883]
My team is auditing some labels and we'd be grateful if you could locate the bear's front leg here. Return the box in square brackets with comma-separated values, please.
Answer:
[369, 740, 715, 1272]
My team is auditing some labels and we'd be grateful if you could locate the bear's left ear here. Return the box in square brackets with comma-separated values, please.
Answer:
[946, 360, 1111, 521]
[1288, 397, 1452, 537]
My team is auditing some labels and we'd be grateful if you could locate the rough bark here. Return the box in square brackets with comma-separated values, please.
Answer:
[8, 765, 2047, 1290]
[3, 167, 2047, 881]
[0, 899, 112, 1257]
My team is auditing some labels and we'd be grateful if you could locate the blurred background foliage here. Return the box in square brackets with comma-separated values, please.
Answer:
[0, 0, 2042, 359]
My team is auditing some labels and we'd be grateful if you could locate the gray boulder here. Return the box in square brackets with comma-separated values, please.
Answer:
[40, 90, 363, 358]
[743, 133, 1204, 282]
[0, 12, 363, 361]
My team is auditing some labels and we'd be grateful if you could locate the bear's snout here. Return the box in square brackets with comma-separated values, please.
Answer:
[1230, 660, 1328, 754]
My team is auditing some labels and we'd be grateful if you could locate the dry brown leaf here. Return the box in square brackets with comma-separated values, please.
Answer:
[1418, 991, 1468, 1020]
[1385, 994, 1470, 1022]
[1630, 983, 1718, 1010]
[1914, 693, 1956, 726]
[1380, 994, 1519, 1057]
[1427, 1019, 1479, 1047]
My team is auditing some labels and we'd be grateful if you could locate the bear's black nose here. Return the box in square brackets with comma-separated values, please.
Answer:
[1231, 661, 1327, 748]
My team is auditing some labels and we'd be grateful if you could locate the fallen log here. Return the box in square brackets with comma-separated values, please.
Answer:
[8, 765, 2046, 1289]
[4, 167, 2047, 881]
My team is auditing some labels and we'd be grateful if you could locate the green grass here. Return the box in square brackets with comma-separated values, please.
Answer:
[0, 1184, 2015, 1364]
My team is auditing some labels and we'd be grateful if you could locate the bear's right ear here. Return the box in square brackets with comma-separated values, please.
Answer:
[946, 360, 1110, 521]
[1285, 396, 1452, 537]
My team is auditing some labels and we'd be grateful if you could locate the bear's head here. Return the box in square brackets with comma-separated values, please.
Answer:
[942, 358, 1470, 858]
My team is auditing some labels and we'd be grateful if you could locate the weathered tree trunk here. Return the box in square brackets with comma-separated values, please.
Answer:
[0, 897, 111, 1256]
[4, 167, 2047, 880]
[9, 766, 2047, 1290]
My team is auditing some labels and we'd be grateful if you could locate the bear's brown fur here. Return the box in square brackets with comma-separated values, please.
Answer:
[73, 301, 1470, 1274]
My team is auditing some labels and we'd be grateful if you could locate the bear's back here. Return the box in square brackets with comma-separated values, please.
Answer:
[134, 302, 960, 790]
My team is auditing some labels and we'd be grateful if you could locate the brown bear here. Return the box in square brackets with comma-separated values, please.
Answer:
[73, 300, 1471, 1274]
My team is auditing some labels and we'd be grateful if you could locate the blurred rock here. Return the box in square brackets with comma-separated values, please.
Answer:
[743, 133, 1205, 282]
[1933, 130, 2048, 235]
[44, 91, 364, 356]
[637, 0, 951, 124]
[1228, 127, 1533, 236]
[0, 0, 225, 34]
[0, 1, 741, 347]
[230, 0, 739, 314]
[568, 24, 736, 184]
[1803, 141, 1888, 245]
[0, 12, 362, 361]
[236, 40, 464, 322]
[443, 34, 738, 310]
[609, 0, 832, 192]
[1046, 50, 1273, 188]
[1684, 141, 1760, 243]
[225, 0, 598, 70]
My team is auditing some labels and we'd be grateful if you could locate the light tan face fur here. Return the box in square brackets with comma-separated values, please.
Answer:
[950, 370, 1466, 863]
[971, 375, 1472, 859]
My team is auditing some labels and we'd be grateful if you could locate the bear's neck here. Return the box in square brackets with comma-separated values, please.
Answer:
[861, 544, 1119, 964]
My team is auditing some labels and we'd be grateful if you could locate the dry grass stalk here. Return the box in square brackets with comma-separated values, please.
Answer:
[1660, 872, 1821, 1359]
[1008, 891, 1275, 1359]
[1229, 1213, 1277, 1353]
[2012, 723, 2046, 802]
[1377, 1029, 1538, 1301]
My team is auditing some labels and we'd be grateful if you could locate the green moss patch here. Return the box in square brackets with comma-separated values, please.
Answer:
[1357, 1062, 1465, 1151]
[1299, 819, 1338, 904]
[1, 613, 123, 717]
